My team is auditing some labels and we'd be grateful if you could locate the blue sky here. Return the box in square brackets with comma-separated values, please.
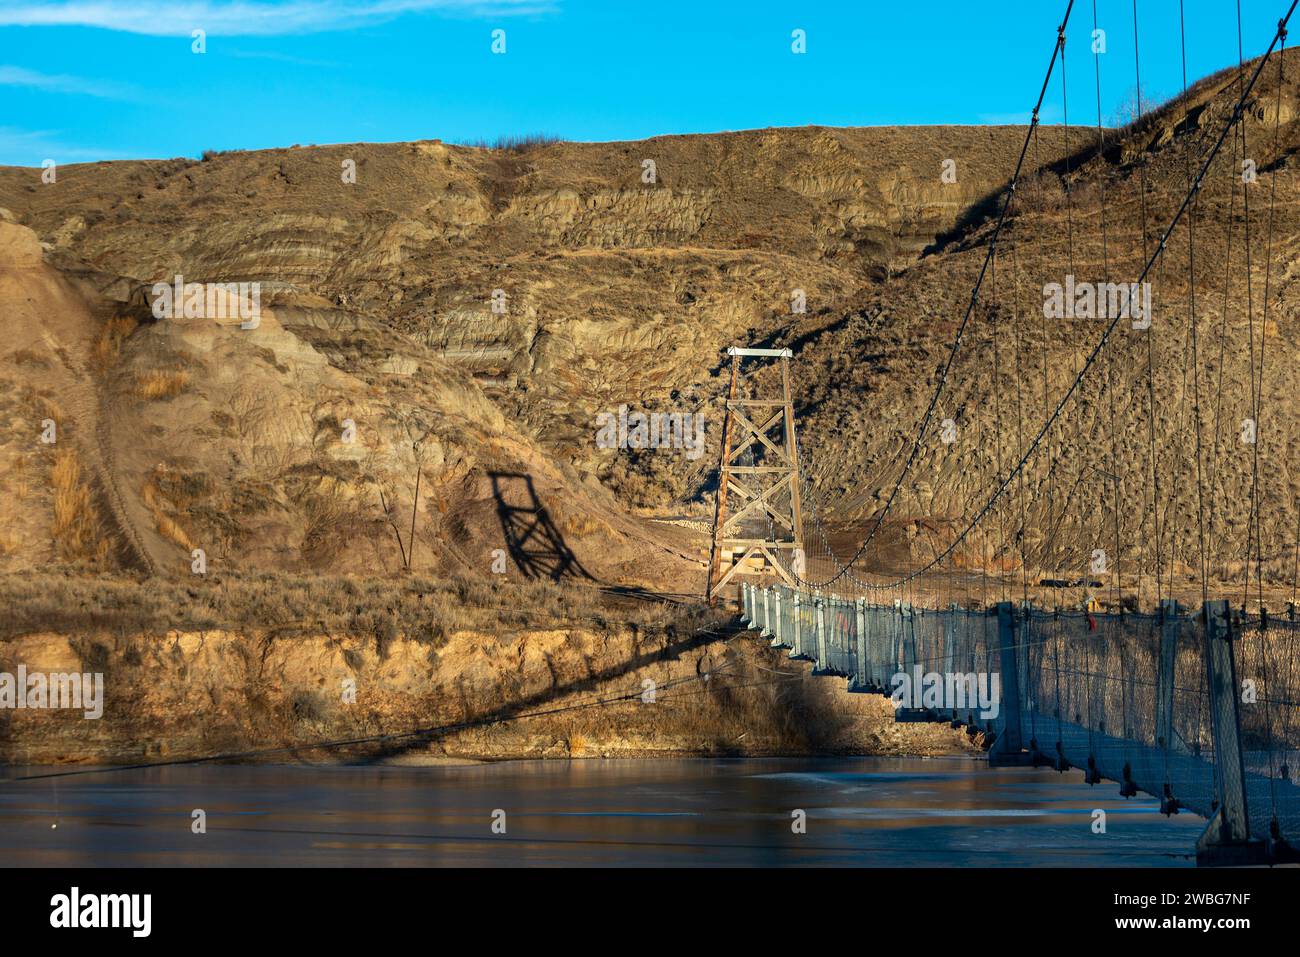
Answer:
[0, 0, 1288, 166]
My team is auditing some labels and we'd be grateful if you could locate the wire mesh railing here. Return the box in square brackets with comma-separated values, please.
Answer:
[740, 581, 1300, 855]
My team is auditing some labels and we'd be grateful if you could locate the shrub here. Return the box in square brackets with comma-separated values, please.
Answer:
[50, 448, 109, 564]
[134, 369, 189, 400]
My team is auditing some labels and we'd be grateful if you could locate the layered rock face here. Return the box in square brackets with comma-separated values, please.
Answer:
[0, 124, 1052, 584]
[0, 213, 699, 583]
[6, 53, 1295, 601]
[0, 126, 1042, 465]
[0, 617, 972, 764]
[757, 60, 1300, 601]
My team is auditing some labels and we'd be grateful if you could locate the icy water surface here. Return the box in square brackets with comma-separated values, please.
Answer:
[0, 756, 1205, 866]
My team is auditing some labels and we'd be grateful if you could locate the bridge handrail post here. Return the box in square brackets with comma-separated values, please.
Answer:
[855, 598, 867, 689]
[990, 601, 1024, 757]
[1155, 598, 1180, 754]
[772, 588, 783, 646]
[951, 605, 961, 717]
[761, 586, 772, 638]
[1199, 599, 1252, 850]
[902, 601, 916, 674]
[891, 599, 903, 677]
[815, 596, 827, 671]
[791, 590, 803, 658]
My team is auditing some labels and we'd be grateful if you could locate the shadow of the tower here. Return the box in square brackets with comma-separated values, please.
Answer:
[489, 472, 594, 582]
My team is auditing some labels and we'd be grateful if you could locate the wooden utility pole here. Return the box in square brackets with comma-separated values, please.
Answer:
[706, 347, 806, 602]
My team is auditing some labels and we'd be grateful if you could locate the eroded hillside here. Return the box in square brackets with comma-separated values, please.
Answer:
[751, 55, 1300, 604]
[0, 124, 1059, 585]
[3, 54, 1295, 606]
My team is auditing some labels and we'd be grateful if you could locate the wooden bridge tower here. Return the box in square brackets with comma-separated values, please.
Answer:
[705, 347, 806, 601]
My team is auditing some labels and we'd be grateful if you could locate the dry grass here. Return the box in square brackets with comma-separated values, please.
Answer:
[459, 133, 563, 153]
[49, 447, 109, 565]
[133, 368, 189, 400]
[2, 460, 31, 503]
[141, 465, 196, 550]
[156, 514, 193, 550]
[0, 569, 721, 646]
[556, 505, 609, 539]
[34, 394, 63, 427]
[92, 315, 138, 369]
[297, 478, 362, 566]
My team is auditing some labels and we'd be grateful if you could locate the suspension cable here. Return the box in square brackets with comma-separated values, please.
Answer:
[829, 3, 1299, 591]
[807, 0, 1079, 588]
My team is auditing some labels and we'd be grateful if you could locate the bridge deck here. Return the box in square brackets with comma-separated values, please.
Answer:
[743, 582, 1300, 851]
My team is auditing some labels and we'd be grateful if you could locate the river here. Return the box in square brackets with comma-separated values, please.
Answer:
[0, 756, 1205, 866]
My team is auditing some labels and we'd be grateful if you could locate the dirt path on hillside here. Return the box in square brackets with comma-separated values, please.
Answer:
[1, 257, 165, 574]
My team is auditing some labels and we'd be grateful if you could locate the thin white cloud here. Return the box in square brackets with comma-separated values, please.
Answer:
[0, 1, 555, 36]
[0, 125, 126, 164]
[0, 64, 136, 99]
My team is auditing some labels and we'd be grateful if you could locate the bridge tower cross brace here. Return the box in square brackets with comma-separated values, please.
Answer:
[706, 347, 806, 601]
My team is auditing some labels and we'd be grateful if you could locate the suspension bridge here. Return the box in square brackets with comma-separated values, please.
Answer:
[709, 0, 1300, 866]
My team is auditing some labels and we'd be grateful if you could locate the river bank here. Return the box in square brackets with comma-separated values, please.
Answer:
[0, 572, 975, 766]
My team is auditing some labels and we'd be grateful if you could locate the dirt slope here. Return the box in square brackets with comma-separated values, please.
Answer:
[3, 53, 1295, 604]
[0, 215, 702, 587]
[755, 54, 1300, 603]
[0, 124, 1061, 589]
